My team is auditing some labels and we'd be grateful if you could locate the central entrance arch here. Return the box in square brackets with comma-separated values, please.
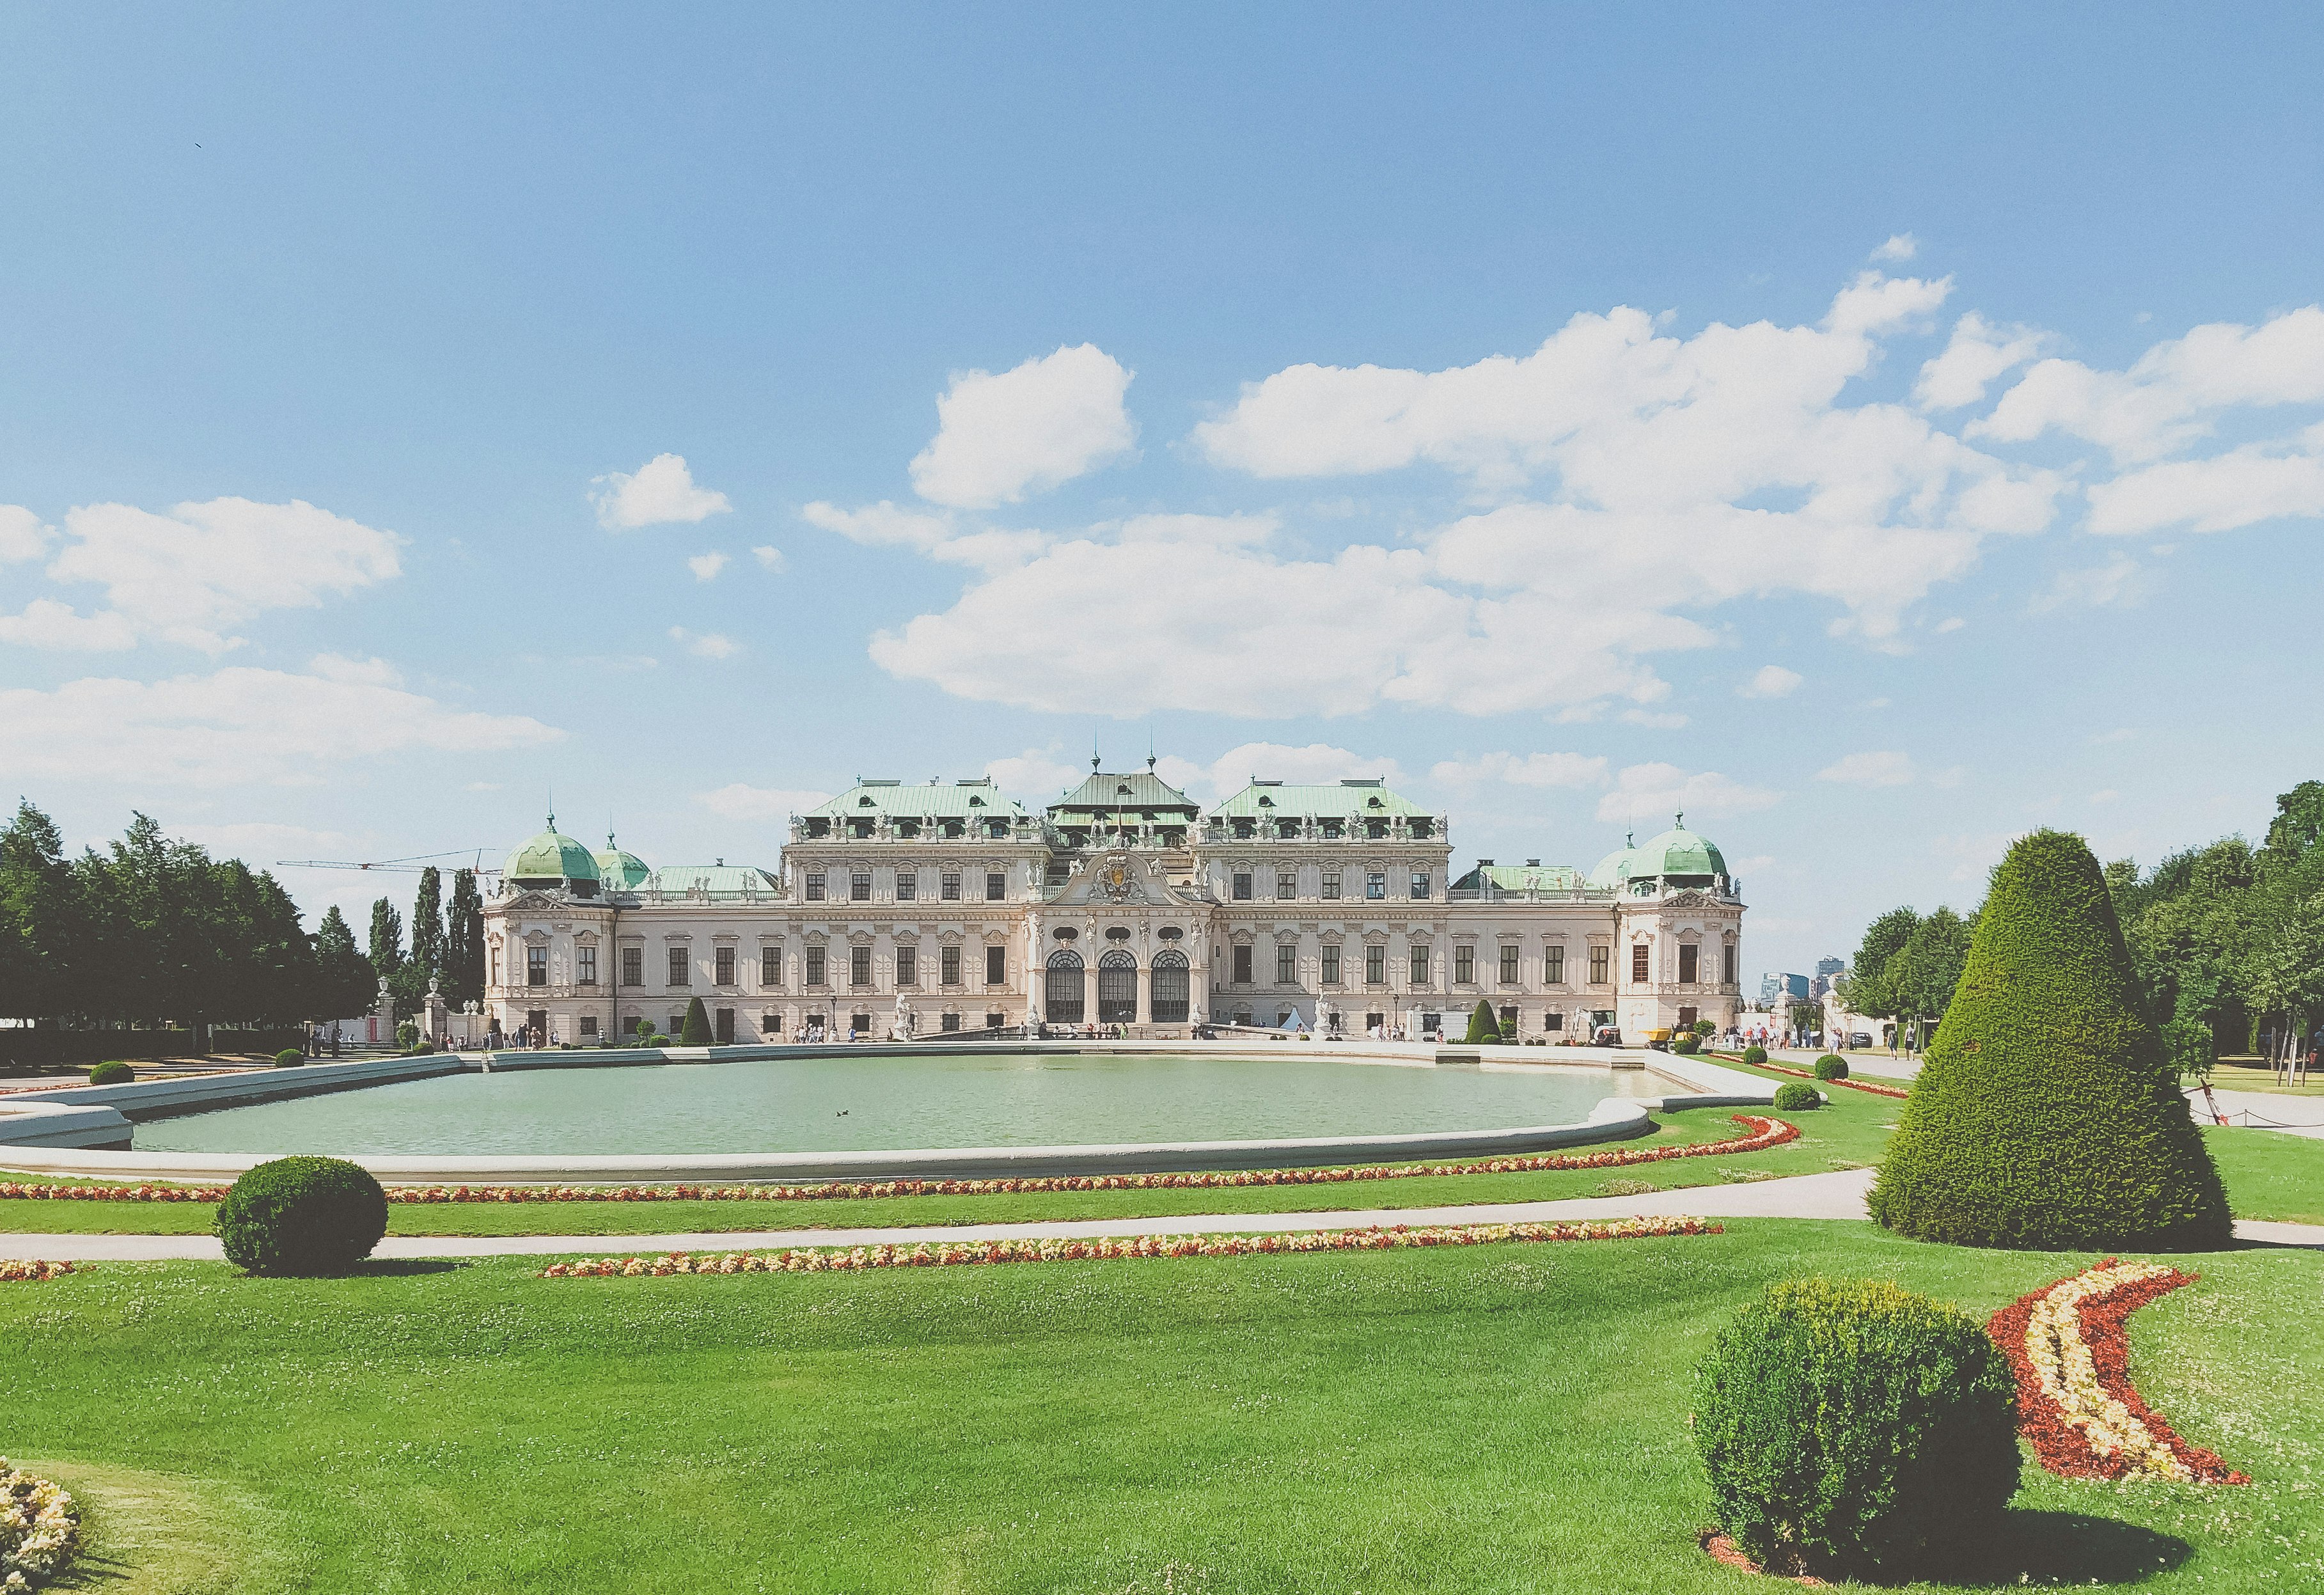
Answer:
[1150, 948, 1189, 1023]
[1097, 949, 1138, 1024]
[1045, 948, 1085, 1023]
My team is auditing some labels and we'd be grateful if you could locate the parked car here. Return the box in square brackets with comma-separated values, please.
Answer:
[1848, 1032, 1873, 1048]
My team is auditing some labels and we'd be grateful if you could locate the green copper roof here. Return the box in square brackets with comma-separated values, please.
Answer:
[1211, 779, 1429, 819]
[1585, 845, 1638, 889]
[505, 816, 601, 883]
[593, 833, 651, 891]
[644, 865, 780, 895]
[1633, 819, 1727, 879]
[1049, 769, 1198, 815]
[806, 779, 1030, 821]
[1459, 861, 1584, 892]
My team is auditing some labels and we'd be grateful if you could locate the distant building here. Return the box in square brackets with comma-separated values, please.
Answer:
[1760, 971, 1810, 1006]
[1811, 955, 1845, 1000]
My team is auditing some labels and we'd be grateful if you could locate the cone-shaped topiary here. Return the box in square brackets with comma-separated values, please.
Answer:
[1868, 829, 2231, 1249]
[1461, 999, 1498, 1044]
[679, 996, 713, 1047]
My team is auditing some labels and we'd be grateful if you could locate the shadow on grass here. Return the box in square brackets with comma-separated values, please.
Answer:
[349, 1257, 466, 1277]
[1895, 1509, 2194, 1587]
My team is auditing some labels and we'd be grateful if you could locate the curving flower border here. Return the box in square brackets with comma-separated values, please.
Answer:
[1715, 1055, 1910, 1099]
[539, 1214, 1720, 1278]
[0, 1456, 81, 1590]
[1987, 1259, 2247, 1484]
[0, 1261, 78, 1285]
[0, 1115, 1797, 1208]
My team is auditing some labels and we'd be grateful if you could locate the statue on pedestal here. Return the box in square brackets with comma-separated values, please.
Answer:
[890, 992, 916, 1042]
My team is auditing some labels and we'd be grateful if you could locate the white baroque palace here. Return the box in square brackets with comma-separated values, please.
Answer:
[481, 762, 1745, 1046]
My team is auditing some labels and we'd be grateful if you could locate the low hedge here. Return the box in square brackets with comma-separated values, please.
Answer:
[1812, 1055, 1849, 1081]
[214, 1156, 389, 1276]
[1772, 1080, 1821, 1112]
[1741, 1044, 1768, 1065]
[1672, 1033, 1701, 1055]
[274, 1047, 304, 1069]
[87, 1060, 136, 1085]
[1694, 1277, 2020, 1578]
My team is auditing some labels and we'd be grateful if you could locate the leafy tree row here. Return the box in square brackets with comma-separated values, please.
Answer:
[365, 866, 485, 1019]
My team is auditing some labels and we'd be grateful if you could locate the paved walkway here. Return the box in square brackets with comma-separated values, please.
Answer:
[7, 1168, 2320, 1261]
[2188, 1086, 2324, 1137]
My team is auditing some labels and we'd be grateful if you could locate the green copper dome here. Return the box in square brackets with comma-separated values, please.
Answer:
[1631, 815, 1727, 881]
[1587, 831, 1642, 888]
[505, 815, 601, 886]
[593, 832, 650, 892]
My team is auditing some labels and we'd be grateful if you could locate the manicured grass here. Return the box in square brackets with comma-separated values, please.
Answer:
[2202, 1126, 2324, 1225]
[8, 1222, 2318, 1592]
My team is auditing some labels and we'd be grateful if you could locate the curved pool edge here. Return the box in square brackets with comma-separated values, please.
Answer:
[0, 1042, 1777, 1184]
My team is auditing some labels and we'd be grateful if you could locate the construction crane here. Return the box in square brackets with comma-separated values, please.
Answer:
[275, 849, 493, 876]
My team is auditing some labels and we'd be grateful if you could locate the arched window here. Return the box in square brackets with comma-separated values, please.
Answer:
[1150, 948, 1190, 1024]
[1097, 948, 1138, 1023]
[1046, 947, 1085, 1023]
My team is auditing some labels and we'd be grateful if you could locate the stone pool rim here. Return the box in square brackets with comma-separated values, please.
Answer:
[0, 1040, 1777, 1185]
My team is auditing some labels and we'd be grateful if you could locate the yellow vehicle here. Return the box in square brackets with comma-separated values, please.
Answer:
[1644, 1026, 1674, 1050]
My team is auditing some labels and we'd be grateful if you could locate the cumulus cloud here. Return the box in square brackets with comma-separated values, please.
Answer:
[2085, 428, 2324, 535]
[1871, 233, 1919, 262]
[1429, 751, 1609, 789]
[0, 600, 139, 651]
[1595, 763, 1778, 822]
[589, 453, 732, 529]
[1738, 664, 1803, 699]
[2027, 554, 2161, 613]
[687, 551, 729, 582]
[669, 627, 739, 659]
[751, 545, 787, 572]
[0, 505, 50, 563]
[1914, 313, 2046, 410]
[0, 661, 561, 786]
[908, 343, 1137, 508]
[696, 783, 833, 822]
[1193, 741, 1409, 799]
[1816, 750, 1917, 787]
[985, 748, 1092, 802]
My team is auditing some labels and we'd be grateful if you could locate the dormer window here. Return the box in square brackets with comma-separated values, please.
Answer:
[858, 796, 875, 807]
[1115, 783, 1132, 796]
[969, 795, 985, 807]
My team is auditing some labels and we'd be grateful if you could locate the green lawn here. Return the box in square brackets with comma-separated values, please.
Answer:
[8, 1221, 2320, 1592]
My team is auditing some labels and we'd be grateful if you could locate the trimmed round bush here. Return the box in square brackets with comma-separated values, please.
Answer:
[214, 1156, 389, 1277]
[1693, 1018, 1716, 1037]
[1671, 1033, 1700, 1055]
[1771, 1080, 1821, 1111]
[1869, 829, 2231, 1250]
[88, 1060, 136, 1085]
[1813, 1055, 1849, 1081]
[1741, 1044, 1768, 1065]
[1695, 1277, 2020, 1580]
[274, 1047, 304, 1069]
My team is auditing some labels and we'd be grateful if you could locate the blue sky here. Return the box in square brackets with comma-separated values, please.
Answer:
[4, 4, 2322, 980]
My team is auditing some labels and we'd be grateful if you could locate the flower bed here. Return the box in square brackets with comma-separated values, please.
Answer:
[0, 1115, 1798, 1207]
[1986, 1259, 2248, 1484]
[540, 1215, 1720, 1278]
[0, 1261, 79, 1285]
[1715, 1055, 1910, 1099]
[1, 1457, 80, 1589]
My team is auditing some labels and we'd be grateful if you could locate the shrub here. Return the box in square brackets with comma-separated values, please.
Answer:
[214, 1156, 389, 1276]
[679, 997, 713, 1047]
[1496, 1016, 1517, 1042]
[1672, 1033, 1700, 1055]
[1869, 829, 2232, 1250]
[1741, 1044, 1768, 1065]
[1812, 1055, 1849, 1081]
[88, 1060, 135, 1085]
[1461, 999, 1499, 1046]
[395, 1021, 420, 1050]
[274, 1047, 304, 1069]
[1693, 1018, 1716, 1037]
[1771, 1080, 1821, 1111]
[1694, 1278, 2020, 1579]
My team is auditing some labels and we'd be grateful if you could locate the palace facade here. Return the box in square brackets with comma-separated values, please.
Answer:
[480, 762, 1746, 1046]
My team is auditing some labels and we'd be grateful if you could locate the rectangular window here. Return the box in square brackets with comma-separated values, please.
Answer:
[941, 945, 961, 986]
[579, 1014, 598, 1037]
[1276, 943, 1296, 984]
[941, 871, 961, 901]
[761, 1012, 779, 1036]
[715, 947, 735, 986]
[897, 871, 917, 902]
[1590, 946, 1609, 985]
[577, 945, 597, 986]
[940, 1012, 960, 1032]
[806, 946, 826, 986]
[1543, 1010, 1564, 1032]
[985, 945, 1006, 986]
[1232, 945, 1253, 984]
[668, 1015, 682, 1037]
[984, 1011, 1005, 1030]
[1679, 943, 1700, 984]
[1232, 871, 1253, 901]
[851, 870, 872, 902]
[761, 947, 781, 989]
[1723, 945, 1737, 985]
[1454, 945, 1474, 984]
[1409, 945, 1428, 985]
[1321, 870, 1340, 900]
[1367, 945, 1386, 985]
[668, 947, 689, 986]
[1321, 945, 1341, 984]
[986, 871, 1006, 902]
[1276, 870, 1297, 900]
[1366, 819, 1387, 840]
[1366, 870, 1386, 900]
[527, 946, 547, 987]
[851, 946, 872, 987]
[621, 946, 641, 988]
[1500, 945, 1519, 985]
[805, 872, 826, 902]
[1321, 819, 1343, 839]
[895, 946, 917, 986]
[1409, 870, 1429, 900]
[1546, 945, 1565, 984]
[1631, 943, 1651, 984]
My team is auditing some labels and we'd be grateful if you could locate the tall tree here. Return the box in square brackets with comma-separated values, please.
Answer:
[1835, 907, 1919, 1023]
[313, 904, 378, 1018]
[443, 868, 485, 1007]
[368, 897, 404, 978]
[410, 867, 445, 980]
[0, 801, 88, 1022]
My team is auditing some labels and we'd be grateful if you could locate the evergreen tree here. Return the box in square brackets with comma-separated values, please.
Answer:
[1868, 829, 2231, 1250]
[1462, 998, 1499, 1044]
[368, 898, 404, 977]
[410, 867, 445, 980]
[443, 869, 485, 1006]
[314, 906, 378, 1018]
[679, 996, 712, 1047]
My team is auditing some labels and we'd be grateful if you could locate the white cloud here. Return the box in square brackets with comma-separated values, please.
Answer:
[1429, 751, 1609, 789]
[589, 453, 732, 530]
[687, 551, 729, 582]
[1595, 762, 1778, 822]
[1115, 512, 1278, 547]
[1621, 709, 1690, 728]
[1195, 742, 1408, 799]
[1816, 750, 1916, 787]
[696, 783, 833, 822]
[2027, 554, 2160, 613]
[751, 545, 787, 572]
[0, 505, 50, 563]
[1913, 312, 2046, 410]
[1871, 233, 1919, 263]
[1933, 617, 1965, 633]
[669, 627, 739, 659]
[0, 664, 561, 786]
[35, 497, 402, 654]
[907, 343, 1137, 509]
[0, 599, 139, 650]
[985, 748, 1091, 802]
[2085, 429, 2324, 535]
[802, 499, 955, 553]
[1738, 664, 1802, 699]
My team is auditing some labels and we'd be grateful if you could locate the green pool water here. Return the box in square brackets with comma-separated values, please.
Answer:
[134, 1052, 1665, 1156]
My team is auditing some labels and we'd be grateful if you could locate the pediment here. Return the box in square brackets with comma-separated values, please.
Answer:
[1048, 848, 1205, 909]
